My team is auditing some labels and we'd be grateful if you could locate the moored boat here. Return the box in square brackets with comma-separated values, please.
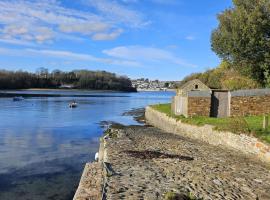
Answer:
[69, 102, 77, 108]
[13, 96, 24, 101]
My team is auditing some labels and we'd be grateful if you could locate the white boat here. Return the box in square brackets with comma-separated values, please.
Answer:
[69, 102, 77, 108]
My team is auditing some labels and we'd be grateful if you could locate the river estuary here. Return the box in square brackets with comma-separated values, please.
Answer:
[0, 90, 173, 200]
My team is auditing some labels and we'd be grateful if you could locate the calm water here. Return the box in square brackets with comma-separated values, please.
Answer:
[0, 90, 174, 200]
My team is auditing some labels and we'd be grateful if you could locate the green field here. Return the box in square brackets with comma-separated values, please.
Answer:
[151, 103, 270, 144]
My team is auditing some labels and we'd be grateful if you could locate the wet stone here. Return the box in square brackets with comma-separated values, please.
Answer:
[104, 126, 270, 200]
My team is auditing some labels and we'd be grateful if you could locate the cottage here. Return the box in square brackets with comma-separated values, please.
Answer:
[172, 79, 211, 117]
[172, 79, 270, 118]
[176, 79, 210, 96]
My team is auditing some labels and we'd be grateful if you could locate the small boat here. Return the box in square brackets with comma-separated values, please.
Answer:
[13, 96, 24, 101]
[69, 102, 77, 108]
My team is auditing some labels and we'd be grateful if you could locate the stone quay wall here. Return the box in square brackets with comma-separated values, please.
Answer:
[187, 96, 211, 117]
[73, 140, 105, 200]
[145, 106, 270, 164]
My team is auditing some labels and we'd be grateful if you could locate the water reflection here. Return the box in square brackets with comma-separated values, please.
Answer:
[0, 91, 174, 200]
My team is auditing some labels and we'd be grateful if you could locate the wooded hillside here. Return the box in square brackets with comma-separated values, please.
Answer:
[0, 68, 136, 92]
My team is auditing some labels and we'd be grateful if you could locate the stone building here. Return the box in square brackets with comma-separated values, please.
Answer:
[176, 79, 211, 96]
[172, 79, 270, 118]
[171, 79, 212, 117]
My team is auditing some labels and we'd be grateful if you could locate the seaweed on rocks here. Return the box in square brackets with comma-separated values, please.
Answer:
[123, 150, 194, 161]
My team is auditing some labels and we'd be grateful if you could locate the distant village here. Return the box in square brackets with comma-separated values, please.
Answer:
[131, 78, 179, 91]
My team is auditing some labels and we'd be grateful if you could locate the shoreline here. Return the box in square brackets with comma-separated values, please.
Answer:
[0, 88, 175, 92]
[0, 88, 138, 93]
[74, 124, 270, 200]
[137, 89, 176, 92]
[74, 107, 270, 199]
[146, 106, 270, 164]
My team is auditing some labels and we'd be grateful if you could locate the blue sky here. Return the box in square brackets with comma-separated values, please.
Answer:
[0, 0, 232, 80]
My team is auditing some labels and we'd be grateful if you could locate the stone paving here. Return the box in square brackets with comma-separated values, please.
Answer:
[104, 126, 270, 200]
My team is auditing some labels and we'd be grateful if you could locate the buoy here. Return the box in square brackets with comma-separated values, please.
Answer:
[95, 152, 99, 161]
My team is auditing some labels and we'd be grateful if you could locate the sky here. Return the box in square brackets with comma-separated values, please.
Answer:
[0, 0, 233, 80]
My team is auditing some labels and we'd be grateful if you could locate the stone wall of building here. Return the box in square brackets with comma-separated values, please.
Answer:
[231, 95, 270, 117]
[188, 97, 211, 117]
[230, 89, 270, 117]
[145, 106, 270, 164]
[187, 91, 211, 117]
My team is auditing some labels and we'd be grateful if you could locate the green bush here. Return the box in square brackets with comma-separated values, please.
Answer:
[221, 72, 259, 90]
[179, 61, 261, 90]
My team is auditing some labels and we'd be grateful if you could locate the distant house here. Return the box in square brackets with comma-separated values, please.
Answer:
[172, 79, 270, 118]
[59, 84, 75, 89]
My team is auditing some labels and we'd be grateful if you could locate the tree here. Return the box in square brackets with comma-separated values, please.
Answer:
[0, 69, 136, 91]
[179, 61, 259, 90]
[36, 67, 49, 78]
[211, 0, 270, 86]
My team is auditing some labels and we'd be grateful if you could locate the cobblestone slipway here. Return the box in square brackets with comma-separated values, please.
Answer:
[103, 126, 270, 200]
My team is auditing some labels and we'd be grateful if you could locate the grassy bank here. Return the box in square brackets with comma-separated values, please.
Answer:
[151, 103, 270, 144]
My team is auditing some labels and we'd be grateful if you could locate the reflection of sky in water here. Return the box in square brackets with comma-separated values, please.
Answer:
[0, 91, 174, 199]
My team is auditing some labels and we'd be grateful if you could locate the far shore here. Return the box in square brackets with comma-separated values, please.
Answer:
[137, 88, 176, 92]
[0, 88, 176, 92]
[0, 88, 137, 93]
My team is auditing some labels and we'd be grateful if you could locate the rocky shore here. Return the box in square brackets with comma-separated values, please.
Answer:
[74, 124, 270, 200]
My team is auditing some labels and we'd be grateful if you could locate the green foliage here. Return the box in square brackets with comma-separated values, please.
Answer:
[211, 0, 270, 86]
[164, 192, 180, 200]
[151, 103, 173, 117]
[0, 70, 57, 89]
[179, 61, 259, 90]
[164, 191, 201, 200]
[152, 103, 270, 144]
[103, 128, 119, 139]
[221, 73, 259, 90]
[0, 69, 136, 92]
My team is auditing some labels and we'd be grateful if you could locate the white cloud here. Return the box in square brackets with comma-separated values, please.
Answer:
[150, 0, 180, 5]
[85, 0, 147, 28]
[121, 0, 138, 3]
[103, 45, 196, 67]
[166, 45, 178, 49]
[25, 49, 100, 62]
[121, 0, 180, 5]
[0, 0, 146, 43]
[59, 23, 109, 34]
[0, 47, 141, 67]
[185, 35, 196, 40]
[92, 29, 123, 41]
[0, 38, 36, 47]
[2, 25, 28, 35]
[26, 48, 141, 67]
